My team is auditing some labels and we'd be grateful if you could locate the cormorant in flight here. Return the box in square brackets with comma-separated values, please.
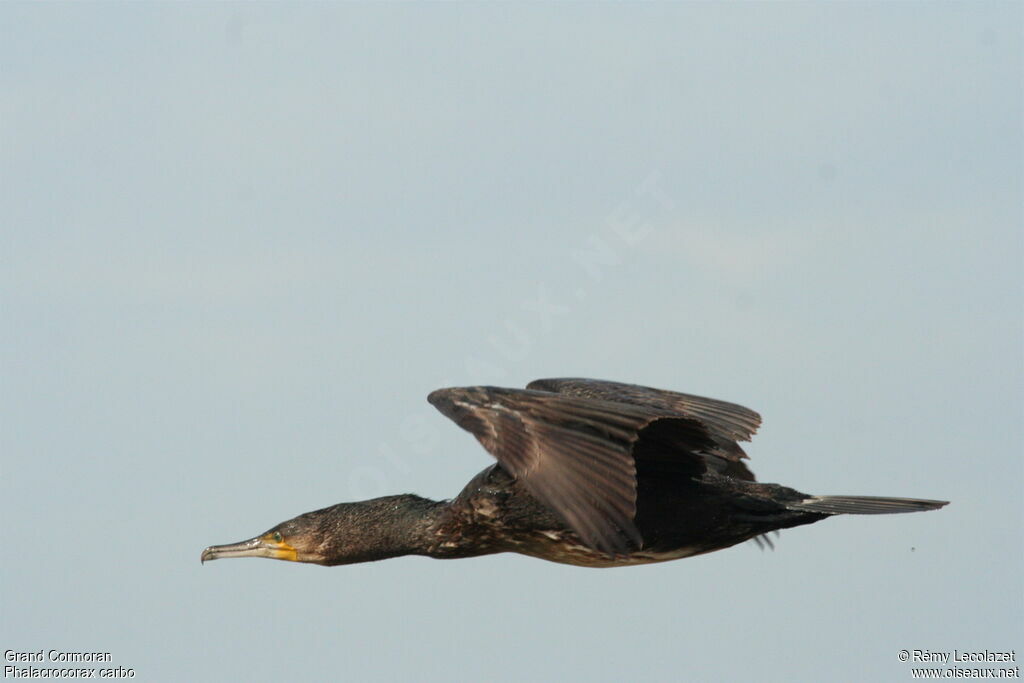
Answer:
[201, 378, 946, 568]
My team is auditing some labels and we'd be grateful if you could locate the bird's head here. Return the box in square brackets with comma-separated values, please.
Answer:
[201, 495, 444, 567]
[201, 510, 332, 565]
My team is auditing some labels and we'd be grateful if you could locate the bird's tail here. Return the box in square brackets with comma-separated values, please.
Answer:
[785, 495, 948, 515]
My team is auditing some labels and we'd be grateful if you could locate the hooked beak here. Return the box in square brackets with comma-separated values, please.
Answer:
[201, 535, 298, 564]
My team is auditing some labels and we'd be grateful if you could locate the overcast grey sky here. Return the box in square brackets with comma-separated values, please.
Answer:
[2, 3, 1021, 682]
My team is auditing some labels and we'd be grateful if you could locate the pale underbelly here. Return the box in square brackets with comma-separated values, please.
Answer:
[508, 529, 728, 568]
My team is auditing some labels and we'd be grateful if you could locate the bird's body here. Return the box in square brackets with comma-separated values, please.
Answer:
[428, 464, 815, 568]
[201, 378, 947, 568]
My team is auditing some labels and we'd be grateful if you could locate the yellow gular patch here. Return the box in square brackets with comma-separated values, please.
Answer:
[263, 534, 298, 562]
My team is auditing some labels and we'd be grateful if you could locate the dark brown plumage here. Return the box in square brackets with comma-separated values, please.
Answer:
[201, 378, 947, 568]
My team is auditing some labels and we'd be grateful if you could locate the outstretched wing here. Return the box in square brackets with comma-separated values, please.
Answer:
[526, 377, 761, 445]
[527, 378, 761, 472]
[427, 384, 721, 555]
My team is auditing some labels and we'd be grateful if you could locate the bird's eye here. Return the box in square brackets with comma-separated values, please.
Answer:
[273, 532, 283, 543]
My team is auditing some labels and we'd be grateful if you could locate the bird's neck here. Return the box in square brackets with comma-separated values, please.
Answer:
[316, 494, 450, 566]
